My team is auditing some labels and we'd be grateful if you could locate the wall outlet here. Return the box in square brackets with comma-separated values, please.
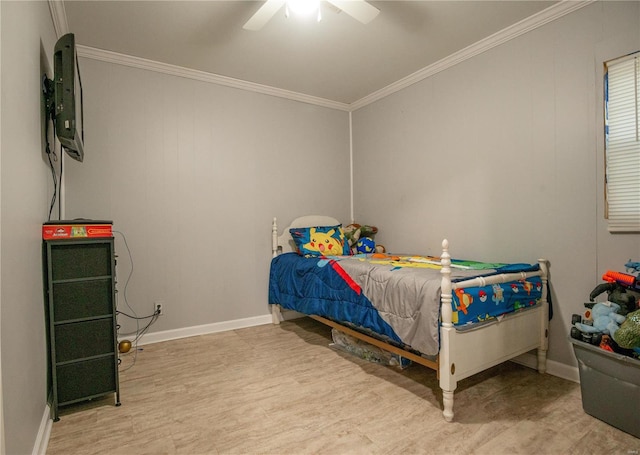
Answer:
[155, 300, 164, 316]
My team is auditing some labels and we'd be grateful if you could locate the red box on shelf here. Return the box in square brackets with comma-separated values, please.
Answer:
[42, 221, 113, 240]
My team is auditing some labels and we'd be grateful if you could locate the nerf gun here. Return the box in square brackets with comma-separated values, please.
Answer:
[589, 270, 640, 315]
[602, 270, 640, 291]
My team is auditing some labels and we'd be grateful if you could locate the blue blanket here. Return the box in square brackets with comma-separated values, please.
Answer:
[269, 253, 543, 356]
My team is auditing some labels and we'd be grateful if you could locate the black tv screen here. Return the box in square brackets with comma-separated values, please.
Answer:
[54, 33, 84, 162]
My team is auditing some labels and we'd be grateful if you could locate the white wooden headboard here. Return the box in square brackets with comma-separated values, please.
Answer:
[272, 216, 341, 257]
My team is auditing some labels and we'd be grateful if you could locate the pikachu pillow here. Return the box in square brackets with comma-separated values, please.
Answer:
[289, 225, 349, 257]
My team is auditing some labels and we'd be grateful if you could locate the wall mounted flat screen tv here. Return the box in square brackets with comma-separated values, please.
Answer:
[54, 33, 84, 162]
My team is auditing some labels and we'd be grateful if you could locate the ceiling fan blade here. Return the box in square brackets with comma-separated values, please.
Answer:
[243, 0, 286, 31]
[326, 0, 379, 24]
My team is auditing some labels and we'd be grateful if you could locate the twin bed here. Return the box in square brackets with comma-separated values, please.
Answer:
[268, 215, 550, 422]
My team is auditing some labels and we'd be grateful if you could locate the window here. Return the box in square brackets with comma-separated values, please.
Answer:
[605, 52, 640, 232]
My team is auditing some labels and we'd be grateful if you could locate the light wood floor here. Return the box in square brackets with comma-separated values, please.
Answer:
[47, 318, 639, 455]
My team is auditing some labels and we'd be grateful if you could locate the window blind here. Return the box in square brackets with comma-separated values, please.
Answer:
[605, 53, 640, 232]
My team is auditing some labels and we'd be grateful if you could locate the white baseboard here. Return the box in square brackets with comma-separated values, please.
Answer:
[135, 314, 273, 346]
[32, 405, 51, 455]
[511, 352, 580, 383]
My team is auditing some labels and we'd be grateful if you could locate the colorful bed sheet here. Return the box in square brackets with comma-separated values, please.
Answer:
[268, 253, 543, 357]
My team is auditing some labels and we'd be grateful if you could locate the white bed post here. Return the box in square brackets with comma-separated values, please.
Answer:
[439, 239, 456, 422]
[537, 258, 549, 374]
[272, 217, 279, 258]
[271, 217, 283, 325]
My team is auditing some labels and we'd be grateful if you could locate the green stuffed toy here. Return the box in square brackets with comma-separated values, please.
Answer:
[343, 224, 362, 249]
[344, 223, 384, 254]
[359, 225, 378, 238]
[613, 309, 640, 350]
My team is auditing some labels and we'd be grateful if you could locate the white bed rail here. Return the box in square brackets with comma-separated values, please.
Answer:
[439, 238, 549, 325]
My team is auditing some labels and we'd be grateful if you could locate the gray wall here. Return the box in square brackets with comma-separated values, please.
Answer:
[3, 1, 639, 452]
[64, 59, 351, 335]
[351, 1, 640, 368]
[1, 1, 59, 453]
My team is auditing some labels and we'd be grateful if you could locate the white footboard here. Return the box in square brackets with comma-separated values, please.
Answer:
[438, 239, 549, 421]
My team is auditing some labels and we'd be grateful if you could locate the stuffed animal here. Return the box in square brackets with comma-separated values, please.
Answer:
[344, 223, 380, 254]
[613, 309, 640, 350]
[359, 225, 378, 238]
[356, 237, 376, 254]
[574, 302, 626, 337]
[343, 224, 361, 249]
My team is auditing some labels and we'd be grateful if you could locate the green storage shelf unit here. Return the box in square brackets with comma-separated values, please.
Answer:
[43, 236, 121, 421]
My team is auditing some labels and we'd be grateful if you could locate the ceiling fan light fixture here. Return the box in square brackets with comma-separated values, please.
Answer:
[286, 0, 321, 18]
[243, 0, 378, 31]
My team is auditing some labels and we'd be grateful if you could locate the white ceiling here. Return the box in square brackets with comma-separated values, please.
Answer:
[62, 1, 561, 107]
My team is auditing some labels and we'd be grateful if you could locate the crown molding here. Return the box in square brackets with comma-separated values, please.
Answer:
[48, 0, 69, 38]
[349, 0, 595, 111]
[56, 0, 593, 112]
[76, 46, 351, 112]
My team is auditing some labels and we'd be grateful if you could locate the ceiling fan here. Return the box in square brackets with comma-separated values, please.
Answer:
[243, 0, 380, 31]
